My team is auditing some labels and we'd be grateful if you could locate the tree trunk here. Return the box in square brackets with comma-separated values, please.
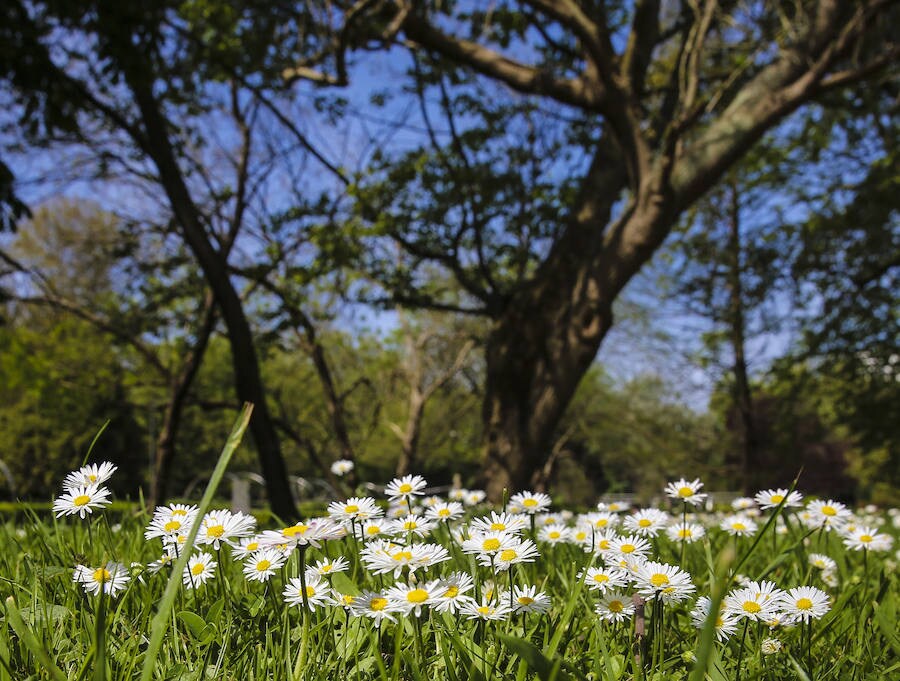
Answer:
[128, 76, 298, 520]
[395, 393, 425, 477]
[725, 184, 758, 493]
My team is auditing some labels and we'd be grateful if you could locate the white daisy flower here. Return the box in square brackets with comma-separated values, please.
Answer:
[666, 521, 705, 543]
[230, 536, 264, 560]
[602, 534, 652, 566]
[600, 501, 629, 513]
[507, 585, 551, 614]
[509, 491, 551, 515]
[731, 497, 757, 511]
[754, 489, 803, 510]
[842, 526, 893, 552]
[360, 519, 390, 540]
[664, 478, 707, 507]
[808, 553, 837, 571]
[196, 510, 256, 550]
[384, 475, 427, 501]
[389, 514, 437, 538]
[307, 556, 350, 578]
[470, 511, 528, 535]
[243, 548, 286, 583]
[349, 591, 396, 623]
[385, 581, 439, 617]
[330, 459, 354, 476]
[481, 537, 540, 571]
[804, 500, 852, 531]
[595, 591, 634, 623]
[144, 513, 194, 541]
[460, 597, 512, 621]
[63, 462, 117, 491]
[147, 552, 176, 574]
[448, 488, 467, 502]
[579, 566, 629, 592]
[73, 562, 130, 597]
[690, 596, 738, 641]
[463, 490, 487, 506]
[183, 553, 217, 589]
[258, 518, 342, 550]
[623, 509, 670, 537]
[581, 511, 620, 532]
[720, 515, 758, 537]
[761, 638, 782, 655]
[432, 572, 476, 614]
[779, 586, 830, 621]
[723, 581, 783, 621]
[328, 497, 382, 525]
[283, 575, 334, 610]
[425, 501, 465, 523]
[462, 530, 518, 557]
[538, 526, 572, 544]
[634, 561, 695, 603]
[53, 485, 111, 519]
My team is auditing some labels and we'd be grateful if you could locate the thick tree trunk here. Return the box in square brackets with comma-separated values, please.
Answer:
[394, 394, 424, 477]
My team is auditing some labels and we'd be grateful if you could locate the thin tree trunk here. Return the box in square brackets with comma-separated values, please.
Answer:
[726, 184, 758, 493]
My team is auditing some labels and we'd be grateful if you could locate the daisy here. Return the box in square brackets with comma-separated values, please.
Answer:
[432, 572, 476, 614]
[183, 553, 217, 589]
[243, 548, 286, 583]
[196, 510, 256, 550]
[664, 478, 707, 506]
[385, 581, 439, 617]
[384, 475, 427, 502]
[537, 512, 567, 527]
[804, 500, 852, 531]
[470, 511, 528, 535]
[623, 509, 670, 537]
[332, 591, 356, 610]
[360, 540, 449, 577]
[389, 514, 437, 538]
[360, 520, 390, 540]
[330, 459, 354, 476]
[723, 583, 782, 621]
[507, 585, 551, 614]
[448, 488, 467, 502]
[634, 561, 695, 603]
[720, 515, 758, 537]
[258, 518, 341, 550]
[731, 497, 757, 512]
[73, 562, 130, 597]
[350, 591, 396, 623]
[755, 489, 803, 510]
[462, 530, 517, 557]
[53, 485, 111, 519]
[666, 521, 705, 543]
[63, 462, 117, 491]
[425, 501, 465, 523]
[780, 586, 830, 621]
[690, 596, 738, 642]
[538, 526, 572, 544]
[230, 536, 264, 560]
[602, 534, 652, 566]
[328, 497, 382, 524]
[761, 638, 783, 655]
[581, 512, 619, 532]
[460, 597, 512, 621]
[509, 491, 551, 515]
[463, 490, 487, 506]
[284, 575, 334, 610]
[482, 537, 540, 571]
[600, 500, 629, 513]
[569, 524, 596, 551]
[147, 552, 176, 574]
[421, 495, 442, 508]
[144, 513, 194, 542]
[580, 566, 629, 592]
[808, 553, 837, 571]
[595, 591, 634, 623]
[307, 556, 350, 578]
[842, 526, 893, 552]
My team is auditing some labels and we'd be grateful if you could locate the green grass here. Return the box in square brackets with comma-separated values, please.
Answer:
[1, 419, 897, 679]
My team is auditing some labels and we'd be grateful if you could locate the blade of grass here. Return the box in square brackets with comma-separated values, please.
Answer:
[139, 403, 253, 681]
[3, 596, 67, 681]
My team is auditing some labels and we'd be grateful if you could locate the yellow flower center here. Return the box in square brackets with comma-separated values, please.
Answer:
[398, 483, 413, 494]
[305, 586, 316, 598]
[548, 531, 560, 540]
[595, 519, 608, 527]
[500, 549, 518, 561]
[482, 538, 501, 551]
[88, 474, 97, 482]
[321, 564, 333, 572]
[796, 598, 813, 611]
[366, 526, 380, 535]
[650, 573, 670, 587]
[403, 521, 418, 531]
[609, 600, 624, 613]
[678, 486, 693, 497]
[172, 509, 188, 517]
[490, 522, 506, 531]
[621, 544, 635, 554]
[439, 509, 451, 517]
[206, 525, 225, 538]
[344, 505, 359, 514]
[246, 542, 259, 551]
[191, 563, 205, 576]
[742, 601, 761, 614]
[164, 520, 181, 533]
[392, 551, 413, 562]
[598, 539, 610, 550]
[522, 498, 538, 508]
[770, 494, 784, 504]
[477, 606, 493, 616]
[575, 531, 587, 541]
[407, 589, 429, 603]
[443, 586, 459, 598]
[73, 495, 91, 507]
[256, 560, 271, 572]
[342, 595, 354, 605]
[732, 523, 746, 531]
[678, 529, 692, 538]
[638, 519, 651, 528]
[282, 524, 308, 537]
[859, 534, 873, 543]
[518, 596, 534, 605]
[370, 597, 388, 611]
[93, 568, 111, 583]
[593, 574, 609, 583]
[821, 506, 836, 517]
